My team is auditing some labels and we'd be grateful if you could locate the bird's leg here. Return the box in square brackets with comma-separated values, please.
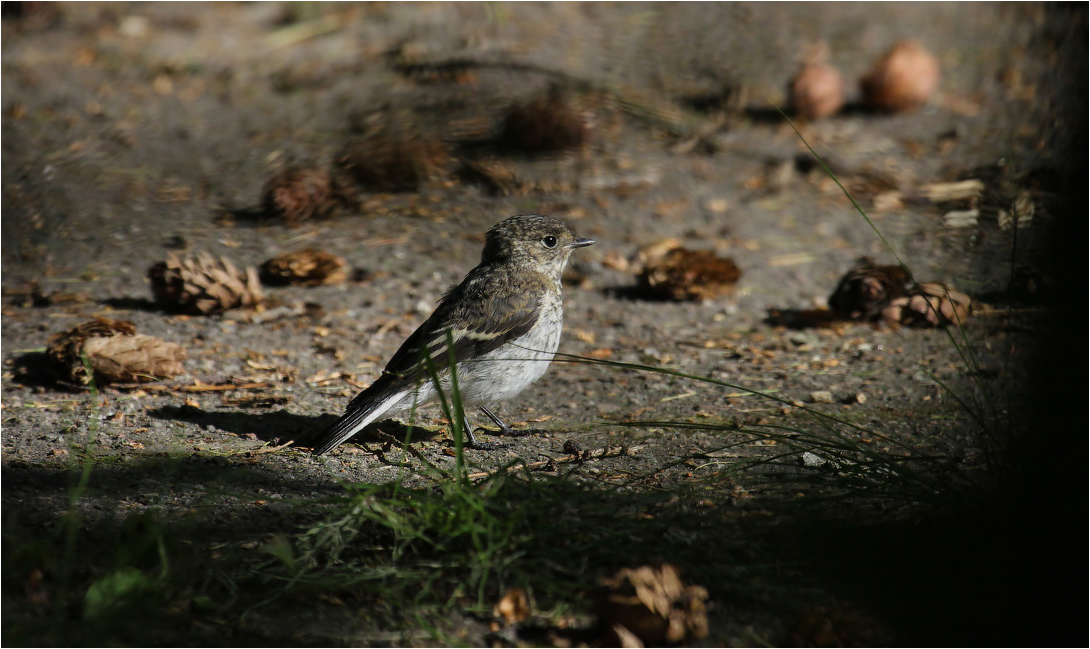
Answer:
[479, 406, 537, 437]
[460, 412, 503, 450]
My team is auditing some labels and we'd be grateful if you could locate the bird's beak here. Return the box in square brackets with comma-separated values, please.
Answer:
[572, 237, 595, 248]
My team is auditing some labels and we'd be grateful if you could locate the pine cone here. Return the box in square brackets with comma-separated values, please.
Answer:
[334, 130, 450, 193]
[261, 165, 353, 227]
[260, 249, 349, 286]
[501, 85, 589, 154]
[595, 564, 709, 646]
[46, 318, 186, 385]
[148, 251, 264, 314]
[638, 242, 741, 301]
[828, 258, 910, 321]
[894, 282, 972, 327]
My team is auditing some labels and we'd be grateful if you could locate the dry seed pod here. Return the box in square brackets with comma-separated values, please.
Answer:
[261, 165, 352, 227]
[595, 564, 709, 646]
[788, 43, 845, 121]
[260, 249, 349, 286]
[46, 318, 185, 385]
[148, 251, 264, 314]
[334, 130, 450, 192]
[828, 258, 910, 321]
[638, 246, 741, 301]
[860, 41, 941, 113]
[501, 84, 589, 154]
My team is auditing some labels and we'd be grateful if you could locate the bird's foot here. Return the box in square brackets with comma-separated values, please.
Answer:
[478, 406, 545, 438]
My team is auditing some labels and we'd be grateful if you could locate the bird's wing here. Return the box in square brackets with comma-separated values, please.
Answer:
[381, 276, 543, 383]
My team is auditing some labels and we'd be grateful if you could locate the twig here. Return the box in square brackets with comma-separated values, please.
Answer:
[466, 444, 642, 480]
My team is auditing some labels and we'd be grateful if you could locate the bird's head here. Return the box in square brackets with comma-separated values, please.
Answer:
[481, 214, 594, 275]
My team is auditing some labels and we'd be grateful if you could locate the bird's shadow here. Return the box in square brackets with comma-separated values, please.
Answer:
[148, 405, 443, 450]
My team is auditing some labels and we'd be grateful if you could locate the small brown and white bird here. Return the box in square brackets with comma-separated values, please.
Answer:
[313, 214, 594, 454]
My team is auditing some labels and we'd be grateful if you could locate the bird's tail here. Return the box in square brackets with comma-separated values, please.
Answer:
[312, 389, 406, 455]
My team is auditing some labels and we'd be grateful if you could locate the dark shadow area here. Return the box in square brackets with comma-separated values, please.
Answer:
[601, 284, 677, 302]
[147, 405, 445, 450]
[763, 307, 846, 329]
[8, 351, 71, 390]
[98, 296, 167, 312]
[211, 205, 275, 228]
[148, 404, 331, 445]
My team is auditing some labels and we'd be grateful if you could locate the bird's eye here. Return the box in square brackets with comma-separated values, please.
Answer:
[541, 236, 558, 248]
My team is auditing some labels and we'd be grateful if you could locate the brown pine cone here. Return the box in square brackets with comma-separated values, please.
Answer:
[46, 318, 186, 385]
[501, 84, 589, 154]
[148, 251, 264, 314]
[894, 282, 972, 327]
[595, 564, 709, 646]
[638, 242, 742, 301]
[260, 249, 349, 286]
[261, 165, 352, 227]
[333, 130, 450, 193]
[828, 258, 910, 321]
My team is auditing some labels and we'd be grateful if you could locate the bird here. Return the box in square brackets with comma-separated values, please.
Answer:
[312, 214, 595, 454]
